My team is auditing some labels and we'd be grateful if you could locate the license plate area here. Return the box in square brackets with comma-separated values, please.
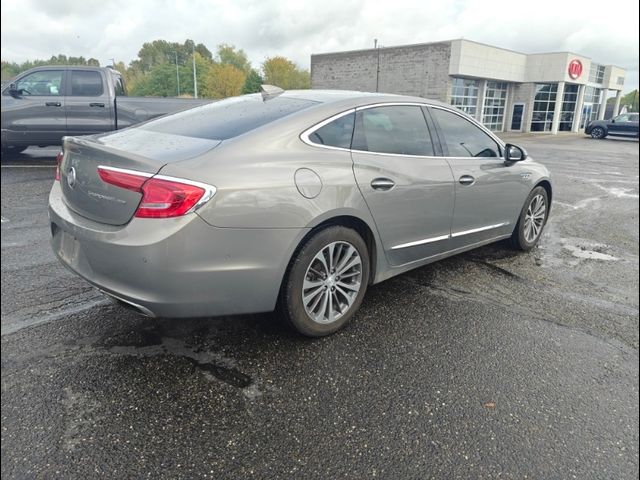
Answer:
[58, 229, 80, 264]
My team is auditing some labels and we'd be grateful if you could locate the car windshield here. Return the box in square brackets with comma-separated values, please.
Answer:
[140, 94, 319, 140]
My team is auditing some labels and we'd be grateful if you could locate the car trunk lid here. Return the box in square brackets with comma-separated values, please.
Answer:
[60, 130, 220, 225]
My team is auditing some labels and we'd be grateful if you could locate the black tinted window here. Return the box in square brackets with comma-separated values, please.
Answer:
[16, 70, 63, 96]
[70, 71, 104, 96]
[142, 95, 318, 140]
[431, 108, 500, 157]
[352, 106, 434, 156]
[308, 112, 355, 148]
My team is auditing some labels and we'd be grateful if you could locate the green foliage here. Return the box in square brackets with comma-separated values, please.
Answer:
[1, 56, 101, 80]
[217, 44, 251, 74]
[611, 90, 639, 112]
[1, 40, 310, 99]
[262, 56, 310, 89]
[242, 69, 263, 94]
[203, 63, 245, 99]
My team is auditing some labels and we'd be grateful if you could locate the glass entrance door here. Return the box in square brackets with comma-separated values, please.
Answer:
[510, 103, 524, 131]
[580, 104, 593, 129]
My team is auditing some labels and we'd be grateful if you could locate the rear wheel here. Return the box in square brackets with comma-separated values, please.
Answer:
[278, 226, 370, 337]
[590, 127, 606, 139]
[510, 186, 549, 251]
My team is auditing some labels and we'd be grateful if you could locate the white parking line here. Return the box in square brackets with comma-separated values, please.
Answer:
[1, 216, 9, 223]
[1, 165, 56, 168]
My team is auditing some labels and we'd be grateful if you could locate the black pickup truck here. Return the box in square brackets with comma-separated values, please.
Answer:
[1, 66, 211, 153]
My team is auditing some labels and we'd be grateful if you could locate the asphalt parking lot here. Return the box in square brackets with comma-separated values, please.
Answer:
[1, 134, 638, 479]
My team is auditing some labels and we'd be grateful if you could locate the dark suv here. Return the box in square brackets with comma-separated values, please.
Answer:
[585, 113, 639, 139]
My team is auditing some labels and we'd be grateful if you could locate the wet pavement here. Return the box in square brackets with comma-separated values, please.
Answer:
[1, 136, 638, 479]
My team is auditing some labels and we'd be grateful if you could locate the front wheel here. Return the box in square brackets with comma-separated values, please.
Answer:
[590, 127, 606, 139]
[510, 186, 549, 251]
[278, 226, 370, 337]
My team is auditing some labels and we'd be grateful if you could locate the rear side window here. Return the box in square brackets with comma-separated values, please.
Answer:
[352, 106, 435, 156]
[70, 71, 104, 96]
[141, 95, 319, 140]
[308, 112, 355, 148]
[431, 108, 500, 158]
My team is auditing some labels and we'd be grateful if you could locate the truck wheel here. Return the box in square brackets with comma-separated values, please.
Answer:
[278, 226, 370, 337]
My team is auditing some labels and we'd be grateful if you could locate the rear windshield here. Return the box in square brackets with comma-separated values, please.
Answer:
[140, 94, 319, 140]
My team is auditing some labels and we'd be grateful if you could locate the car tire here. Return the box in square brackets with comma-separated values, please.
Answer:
[278, 226, 370, 337]
[510, 186, 549, 251]
[590, 127, 606, 139]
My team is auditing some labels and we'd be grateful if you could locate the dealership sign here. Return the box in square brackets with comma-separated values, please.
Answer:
[568, 59, 583, 79]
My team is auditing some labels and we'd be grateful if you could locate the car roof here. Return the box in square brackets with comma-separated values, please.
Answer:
[280, 89, 453, 109]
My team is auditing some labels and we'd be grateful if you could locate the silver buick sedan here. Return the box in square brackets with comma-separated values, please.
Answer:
[49, 89, 551, 336]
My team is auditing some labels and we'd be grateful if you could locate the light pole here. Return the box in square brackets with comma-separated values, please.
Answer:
[192, 43, 198, 99]
[174, 51, 180, 96]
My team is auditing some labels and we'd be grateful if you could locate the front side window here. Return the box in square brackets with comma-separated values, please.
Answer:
[352, 106, 434, 156]
[308, 112, 355, 149]
[15, 70, 63, 96]
[614, 114, 630, 122]
[70, 71, 104, 96]
[431, 108, 500, 158]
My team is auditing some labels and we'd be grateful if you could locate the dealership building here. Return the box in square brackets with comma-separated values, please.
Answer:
[310, 39, 627, 134]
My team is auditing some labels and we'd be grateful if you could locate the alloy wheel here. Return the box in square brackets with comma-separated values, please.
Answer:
[523, 194, 546, 243]
[302, 241, 363, 324]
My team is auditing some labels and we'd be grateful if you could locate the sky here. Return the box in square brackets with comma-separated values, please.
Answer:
[1, 0, 639, 91]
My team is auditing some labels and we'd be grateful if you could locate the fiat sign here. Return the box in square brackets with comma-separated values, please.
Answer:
[568, 59, 583, 79]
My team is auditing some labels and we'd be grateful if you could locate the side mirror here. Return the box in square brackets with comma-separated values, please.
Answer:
[8, 83, 20, 98]
[611, 119, 616, 123]
[504, 143, 527, 162]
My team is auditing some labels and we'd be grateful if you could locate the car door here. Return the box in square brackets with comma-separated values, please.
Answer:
[65, 70, 115, 136]
[428, 106, 529, 249]
[607, 114, 631, 136]
[350, 104, 455, 266]
[2, 69, 66, 146]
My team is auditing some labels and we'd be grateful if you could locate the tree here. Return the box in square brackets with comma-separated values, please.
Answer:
[203, 63, 245, 99]
[217, 44, 251, 74]
[242, 69, 263, 94]
[262, 56, 310, 89]
[608, 90, 639, 112]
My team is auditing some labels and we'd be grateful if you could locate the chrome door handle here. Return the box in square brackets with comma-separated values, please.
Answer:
[371, 178, 395, 191]
[45, 101, 61, 107]
[459, 175, 475, 186]
[89, 102, 105, 107]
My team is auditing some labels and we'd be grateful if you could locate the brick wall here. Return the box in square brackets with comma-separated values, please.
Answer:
[311, 42, 453, 102]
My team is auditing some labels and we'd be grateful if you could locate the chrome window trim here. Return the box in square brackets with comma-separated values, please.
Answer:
[300, 101, 505, 158]
[391, 222, 510, 250]
[97, 165, 217, 213]
[299, 108, 356, 152]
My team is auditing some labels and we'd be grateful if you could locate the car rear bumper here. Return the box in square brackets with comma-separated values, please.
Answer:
[48, 182, 307, 318]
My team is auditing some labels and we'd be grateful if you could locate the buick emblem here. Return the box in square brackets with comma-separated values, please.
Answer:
[67, 167, 77, 189]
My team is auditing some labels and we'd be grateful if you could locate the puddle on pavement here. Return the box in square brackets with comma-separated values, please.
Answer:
[97, 329, 254, 390]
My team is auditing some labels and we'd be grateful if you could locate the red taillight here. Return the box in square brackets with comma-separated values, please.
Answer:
[135, 177, 206, 218]
[97, 166, 210, 218]
[55, 151, 63, 181]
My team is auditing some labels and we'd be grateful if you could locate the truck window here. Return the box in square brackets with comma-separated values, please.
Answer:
[113, 75, 126, 96]
[16, 70, 63, 96]
[70, 71, 104, 96]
